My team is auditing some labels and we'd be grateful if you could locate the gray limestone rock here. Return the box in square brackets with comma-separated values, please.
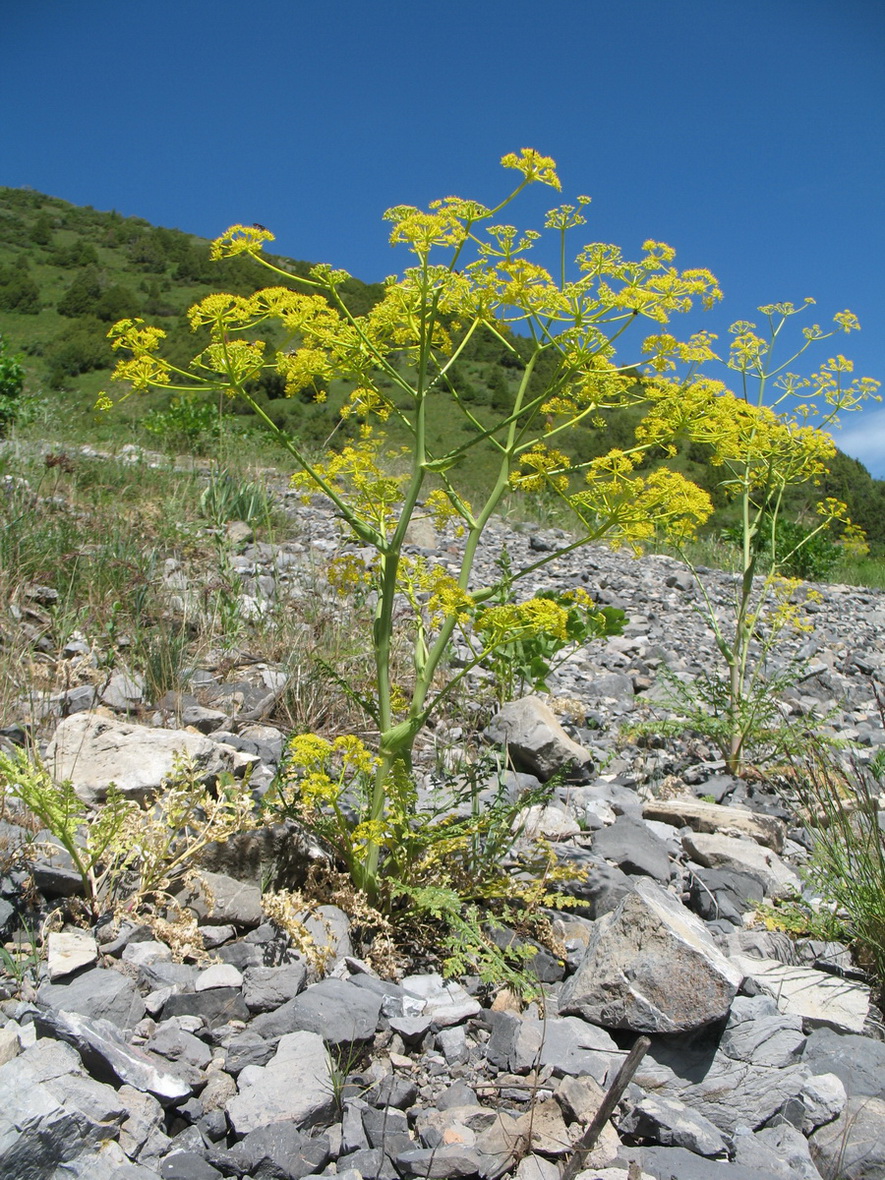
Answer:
[560, 877, 743, 1032]
[32, 1005, 193, 1103]
[618, 1144, 787, 1179]
[242, 962, 308, 1011]
[809, 1094, 885, 1179]
[176, 869, 263, 929]
[636, 1038, 811, 1134]
[720, 995, 807, 1068]
[485, 696, 593, 780]
[0, 1069, 118, 1178]
[617, 1092, 730, 1156]
[225, 1030, 336, 1134]
[46, 712, 232, 804]
[800, 1025, 885, 1098]
[734, 1123, 825, 1180]
[642, 797, 786, 852]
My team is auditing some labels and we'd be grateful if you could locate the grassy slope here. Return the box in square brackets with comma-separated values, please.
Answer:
[2, 184, 884, 561]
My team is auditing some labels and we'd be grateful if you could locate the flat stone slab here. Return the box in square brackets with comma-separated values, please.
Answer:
[642, 797, 786, 852]
[730, 955, 870, 1033]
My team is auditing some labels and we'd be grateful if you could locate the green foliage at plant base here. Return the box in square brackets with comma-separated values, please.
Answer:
[0, 748, 257, 920]
[267, 739, 580, 994]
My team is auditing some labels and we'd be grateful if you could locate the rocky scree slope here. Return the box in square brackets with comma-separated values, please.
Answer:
[1, 455, 884, 1179]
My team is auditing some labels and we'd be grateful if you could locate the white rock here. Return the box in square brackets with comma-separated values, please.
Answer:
[46, 713, 232, 804]
[47, 930, 98, 980]
[195, 963, 244, 991]
[730, 955, 870, 1033]
[800, 1071, 847, 1131]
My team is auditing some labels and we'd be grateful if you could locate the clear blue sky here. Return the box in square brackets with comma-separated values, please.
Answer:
[4, 0, 884, 474]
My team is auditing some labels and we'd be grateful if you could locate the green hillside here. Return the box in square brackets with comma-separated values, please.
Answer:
[2, 185, 884, 554]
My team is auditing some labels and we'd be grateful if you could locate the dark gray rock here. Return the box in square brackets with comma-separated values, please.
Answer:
[552, 847, 636, 918]
[366, 1074, 420, 1110]
[221, 1029, 275, 1074]
[396, 1145, 484, 1177]
[36, 965, 146, 1029]
[362, 1104, 413, 1156]
[689, 864, 765, 924]
[801, 1025, 885, 1098]
[158, 1152, 223, 1180]
[138, 960, 198, 993]
[339, 1147, 399, 1180]
[230, 1122, 332, 1180]
[145, 1023, 213, 1070]
[264, 977, 383, 1045]
[591, 815, 672, 881]
[160, 987, 250, 1029]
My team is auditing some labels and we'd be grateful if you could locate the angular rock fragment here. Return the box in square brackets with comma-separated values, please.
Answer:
[46, 929, 98, 979]
[32, 1006, 193, 1102]
[560, 878, 743, 1032]
[225, 1030, 336, 1134]
[46, 712, 233, 804]
[485, 696, 593, 780]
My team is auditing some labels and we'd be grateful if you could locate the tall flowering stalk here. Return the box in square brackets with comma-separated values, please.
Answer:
[638, 302, 879, 771]
[102, 149, 728, 898]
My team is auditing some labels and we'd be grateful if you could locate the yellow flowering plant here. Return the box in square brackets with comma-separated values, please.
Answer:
[103, 149, 728, 901]
[648, 302, 879, 772]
